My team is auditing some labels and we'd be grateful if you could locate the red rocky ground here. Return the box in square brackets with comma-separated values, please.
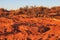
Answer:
[0, 6, 60, 40]
[0, 17, 60, 40]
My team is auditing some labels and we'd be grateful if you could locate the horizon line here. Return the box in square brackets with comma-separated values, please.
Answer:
[0, 5, 60, 10]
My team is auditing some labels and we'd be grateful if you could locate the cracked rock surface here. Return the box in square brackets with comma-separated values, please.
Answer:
[0, 17, 60, 40]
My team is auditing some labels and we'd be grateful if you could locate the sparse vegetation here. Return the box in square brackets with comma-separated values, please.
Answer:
[0, 6, 60, 40]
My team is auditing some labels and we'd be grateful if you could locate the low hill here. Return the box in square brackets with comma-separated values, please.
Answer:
[0, 6, 60, 40]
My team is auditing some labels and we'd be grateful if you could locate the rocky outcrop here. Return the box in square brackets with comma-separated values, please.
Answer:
[0, 6, 60, 40]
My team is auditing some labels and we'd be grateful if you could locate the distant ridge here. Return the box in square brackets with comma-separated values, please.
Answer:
[0, 6, 60, 19]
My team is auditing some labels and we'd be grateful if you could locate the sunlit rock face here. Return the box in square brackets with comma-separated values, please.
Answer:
[0, 6, 60, 40]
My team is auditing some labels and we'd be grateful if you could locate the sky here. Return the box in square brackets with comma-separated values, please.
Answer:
[0, 0, 60, 10]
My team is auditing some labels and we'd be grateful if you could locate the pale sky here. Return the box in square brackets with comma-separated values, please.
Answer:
[0, 0, 60, 10]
